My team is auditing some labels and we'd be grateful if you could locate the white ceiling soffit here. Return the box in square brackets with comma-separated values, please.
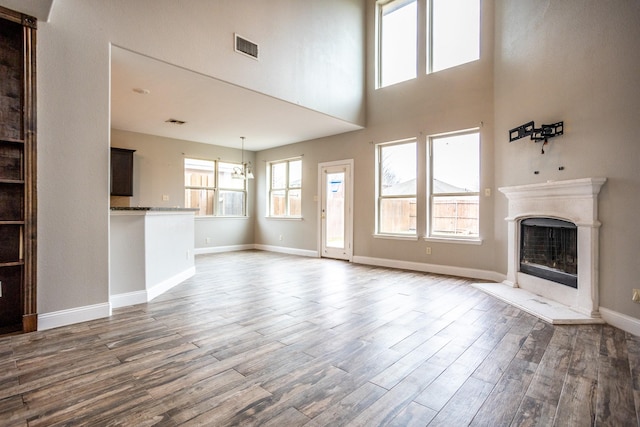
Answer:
[0, 0, 54, 21]
[111, 47, 362, 151]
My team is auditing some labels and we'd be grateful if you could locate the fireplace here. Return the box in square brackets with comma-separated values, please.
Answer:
[520, 218, 577, 288]
[496, 178, 606, 320]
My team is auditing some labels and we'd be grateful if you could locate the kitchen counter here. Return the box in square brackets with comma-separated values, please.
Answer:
[109, 208, 196, 308]
[110, 206, 199, 212]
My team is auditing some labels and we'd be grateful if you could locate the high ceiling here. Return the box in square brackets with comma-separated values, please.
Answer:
[110, 47, 363, 152]
[0, 2, 363, 152]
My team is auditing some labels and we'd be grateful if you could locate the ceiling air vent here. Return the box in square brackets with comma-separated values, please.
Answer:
[165, 118, 186, 125]
[234, 33, 259, 60]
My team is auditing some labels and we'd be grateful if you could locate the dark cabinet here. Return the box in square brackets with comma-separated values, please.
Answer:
[110, 147, 135, 196]
[0, 6, 37, 335]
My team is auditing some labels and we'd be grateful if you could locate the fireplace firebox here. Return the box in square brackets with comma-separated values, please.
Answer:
[520, 218, 577, 288]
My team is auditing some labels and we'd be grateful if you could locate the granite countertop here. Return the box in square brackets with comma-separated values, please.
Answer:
[110, 207, 199, 212]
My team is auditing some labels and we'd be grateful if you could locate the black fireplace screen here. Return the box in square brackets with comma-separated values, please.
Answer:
[520, 218, 578, 288]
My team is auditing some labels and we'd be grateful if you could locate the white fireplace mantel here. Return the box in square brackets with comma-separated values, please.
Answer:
[475, 178, 607, 324]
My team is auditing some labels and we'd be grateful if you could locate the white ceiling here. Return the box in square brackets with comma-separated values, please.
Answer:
[111, 47, 363, 151]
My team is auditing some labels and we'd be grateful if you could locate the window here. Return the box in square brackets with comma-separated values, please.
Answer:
[429, 130, 479, 238]
[268, 158, 302, 217]
[376, 140, 417, 235]
[184, 158, 246, 216]
[185, 158, 216, 216]
[377, 0, 417, 88]
[375, 0, 481, 87]
[429, 0, 480, 73]
[217, 162, 246, 216]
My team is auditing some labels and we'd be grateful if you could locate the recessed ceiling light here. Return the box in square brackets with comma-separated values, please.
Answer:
[132, 88, 150, 95]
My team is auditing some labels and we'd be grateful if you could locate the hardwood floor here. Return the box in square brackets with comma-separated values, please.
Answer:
[1, 250, 639, 426]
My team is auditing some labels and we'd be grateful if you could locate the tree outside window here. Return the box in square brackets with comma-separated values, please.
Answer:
[429, 131, 479, 237]
[377, 141, 417, 235]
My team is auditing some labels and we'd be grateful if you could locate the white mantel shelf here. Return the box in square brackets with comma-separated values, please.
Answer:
[474, 177, 607, 324]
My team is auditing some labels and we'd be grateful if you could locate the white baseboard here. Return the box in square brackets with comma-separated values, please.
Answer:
[254, 244, 318, 258]
[147, 266, 196, 301]
[38, 302, 111, 331]
[352, 255, 505, 283]
[196, 244, 320, 259]
[110, 290, 148, 309]
[194, 244, 255, 255]
[111, 266, 196, 308]
[600, 307, 640, 337]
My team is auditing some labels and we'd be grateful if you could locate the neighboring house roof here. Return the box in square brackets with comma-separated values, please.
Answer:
[383, 178, 468, 194]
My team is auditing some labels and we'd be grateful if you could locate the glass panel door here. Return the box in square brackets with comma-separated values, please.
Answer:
[325, 172, 345, 249]
[320, 161, 352, 261]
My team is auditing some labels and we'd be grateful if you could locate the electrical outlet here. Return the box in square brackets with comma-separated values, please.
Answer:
[484, 188, 491, 197]
[633, 289, 640, 303]
[162, 195, 169, 201]
[279, 235, 283, 241]
[426, 247, 432, 255]
[205, 237, 211, 244]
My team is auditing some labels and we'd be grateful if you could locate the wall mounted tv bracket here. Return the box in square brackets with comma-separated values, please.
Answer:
[509, 121, 564, 154]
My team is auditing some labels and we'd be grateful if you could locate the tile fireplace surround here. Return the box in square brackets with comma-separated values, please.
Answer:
[474, 177, 607, 324]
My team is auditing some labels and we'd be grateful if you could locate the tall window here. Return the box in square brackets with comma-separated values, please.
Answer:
[269, 158, 302, 217]
[429, 0, 480, 73]
[376, 0, 481, 87]
[377, 0, 417, 88]
[429, 130, 479, 238]
[184, 158, 246, 216]
[377, 140, 417, 235]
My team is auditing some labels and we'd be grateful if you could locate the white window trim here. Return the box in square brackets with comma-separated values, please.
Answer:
[424, 236, 482, 245]
[427, 0, 481, 74]
[217, 161, 248, 217]
[375, 138, 418, 237]
[427, 128, 480, 242]
[267, 157, 303, 218]
[184, 158, 248, 217]
[376, 0, 419, 89]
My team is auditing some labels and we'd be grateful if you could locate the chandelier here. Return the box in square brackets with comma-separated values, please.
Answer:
[231, 136, 254, 179]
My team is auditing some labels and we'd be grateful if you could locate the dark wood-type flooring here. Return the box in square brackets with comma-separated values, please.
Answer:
[1, 250, 639, 426]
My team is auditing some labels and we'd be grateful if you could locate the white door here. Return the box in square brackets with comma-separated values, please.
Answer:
[319, 160, 353, 261]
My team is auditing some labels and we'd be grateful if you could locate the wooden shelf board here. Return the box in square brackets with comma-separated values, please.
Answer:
[0, 260, 24, 267]
[0, 137, 24, 144]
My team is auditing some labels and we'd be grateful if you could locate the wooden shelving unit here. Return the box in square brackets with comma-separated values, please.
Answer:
[0, 6, 37, 335]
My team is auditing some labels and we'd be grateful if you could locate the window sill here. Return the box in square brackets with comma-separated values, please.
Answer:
[195, 216, 250, 220]
[423, 236, 483, 245]
[373, 233, 419, 241]
[265, 216, 303, 221]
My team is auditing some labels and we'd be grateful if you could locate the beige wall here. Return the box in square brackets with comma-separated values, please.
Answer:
[256, 0, 496, 273]
[2, 0, 638, 326]
[110, 129, 256, 249]
[30, 0, 364, 315]
[493, 0, 640, 319]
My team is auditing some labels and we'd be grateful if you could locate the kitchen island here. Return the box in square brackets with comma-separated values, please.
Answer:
[109, 207, 197, 308]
